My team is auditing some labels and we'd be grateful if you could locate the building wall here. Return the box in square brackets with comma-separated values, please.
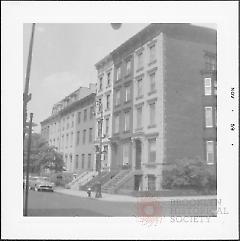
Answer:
[164, 34, 217, 164]
[74, 97, 96, 173]
[111, 51, 134, 171]
[41, 86, 96, 173]
[95, 56, 114, 171]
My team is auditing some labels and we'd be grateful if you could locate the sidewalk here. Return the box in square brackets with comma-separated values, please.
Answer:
[54, 187, 217, 203]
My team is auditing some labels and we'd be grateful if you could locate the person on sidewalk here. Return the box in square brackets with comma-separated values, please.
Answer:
[87, 187, 92, 197]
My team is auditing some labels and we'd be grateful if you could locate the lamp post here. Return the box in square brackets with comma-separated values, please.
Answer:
[24, 113, 33, 216]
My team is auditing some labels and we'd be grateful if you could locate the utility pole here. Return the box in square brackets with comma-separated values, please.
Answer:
[24, 113, 33, 216]
[23, 23, 35, 141]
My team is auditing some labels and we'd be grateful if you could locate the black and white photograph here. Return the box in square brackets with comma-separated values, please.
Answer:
[2, 1, 239, 240]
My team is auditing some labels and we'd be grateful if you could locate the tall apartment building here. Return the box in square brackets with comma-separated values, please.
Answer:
[94, 54, 114, 171]
[96, 23, 217, 192]
[40, 84, 96, 173]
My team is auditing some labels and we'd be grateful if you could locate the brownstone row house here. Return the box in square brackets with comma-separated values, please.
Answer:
[41, 23, 216, 194]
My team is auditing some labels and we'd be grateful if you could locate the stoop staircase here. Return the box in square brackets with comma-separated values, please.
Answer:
[69, 171, 98, 190]
[80, 170, 118, 191]
[102, 169, 133, 194]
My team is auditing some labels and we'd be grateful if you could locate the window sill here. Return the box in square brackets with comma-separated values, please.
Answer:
[136, 95, 144, 101]
[148, 124, 156, 129]
[148, 90, 157, 96]
[136, 67, 144, 73]
[148, 59, 157, 66]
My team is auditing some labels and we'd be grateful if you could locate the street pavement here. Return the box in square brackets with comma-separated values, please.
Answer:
[23, 188, 217, 217]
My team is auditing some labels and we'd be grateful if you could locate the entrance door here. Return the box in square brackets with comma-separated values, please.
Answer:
[134, 175, 143, 191]
[135, 140, 142, 169]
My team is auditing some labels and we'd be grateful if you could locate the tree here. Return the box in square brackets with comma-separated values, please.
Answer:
[23, 133, 64, 175]
[162, 157, 217, 192]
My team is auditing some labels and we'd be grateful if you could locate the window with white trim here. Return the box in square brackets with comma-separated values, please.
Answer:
[116, 67, 121, 81]
[149, 102, 156, 126]
[149, 44, 156, 63]
[125, 85, 131, 102]
[137, 78, 143, 97]
[205, 106, 213, 128]
[206, 141, 215, 165]
[136, 106, 142, 129]
[148, 138, 156, 163]
[114, 115, 120, 134]
[149, 72, 156, 92]
[126, 60, 131, 75]
[124, 111, 130, 132]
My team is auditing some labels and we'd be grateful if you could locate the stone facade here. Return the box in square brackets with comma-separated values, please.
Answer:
[40, 84, 96, 173]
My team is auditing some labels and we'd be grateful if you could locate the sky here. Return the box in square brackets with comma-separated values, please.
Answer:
[23, 23, 216, 133]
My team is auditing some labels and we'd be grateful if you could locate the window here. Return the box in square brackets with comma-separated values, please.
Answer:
[77, 112, 81, 123]
[137, 106, 142, 129]
[205, 55, 216, 71]
[106, 94, 110, 109]
[149, 102, 156, 126]
[99, 77, 103, 91]
[149, 138, 156, 163]
[115, 89, 121, 106]
[122, 143, 130, 165]
[104, 145, 108, 162]
[71, 114, 74, 127]
[149, 72, 156, 92]
[84, 109, 87, 121]
[206, 141, 214, 165]
[137, 52, 143, 69]
[89, 128, 93, 143]
[105, 118, 109, 136]
[205, 106, 213, 128]
[97, 121, 102, 137]
[81, 154, 85, 169]
[90, 106, 94, 119]
[149, 44, 156, 62]
[114, 115, 120, 133]
[66, 134, 69, 147]
[98, 99, 102, 112]
[83, 129, 86, 144]
[126, 60, 131, 75]
[116, 67, 121, 81]
[137, 78, 143, 97]
[148, 175, 156, 191]
[124, 111, 130, 132]
[204, 78, 212, 95]
[107, 72, 111, 86]
[70, 132, 73, 146]
[75, 155, 79, 169]
[125, 85, 131, 102]
[76, 131, 80, 145]
[88, 154, 91, 169]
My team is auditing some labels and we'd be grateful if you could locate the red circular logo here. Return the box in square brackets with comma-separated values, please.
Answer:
[136, 197, 162, 226]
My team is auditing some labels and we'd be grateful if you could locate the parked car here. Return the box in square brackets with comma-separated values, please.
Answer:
[35, 177, 55, 192]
